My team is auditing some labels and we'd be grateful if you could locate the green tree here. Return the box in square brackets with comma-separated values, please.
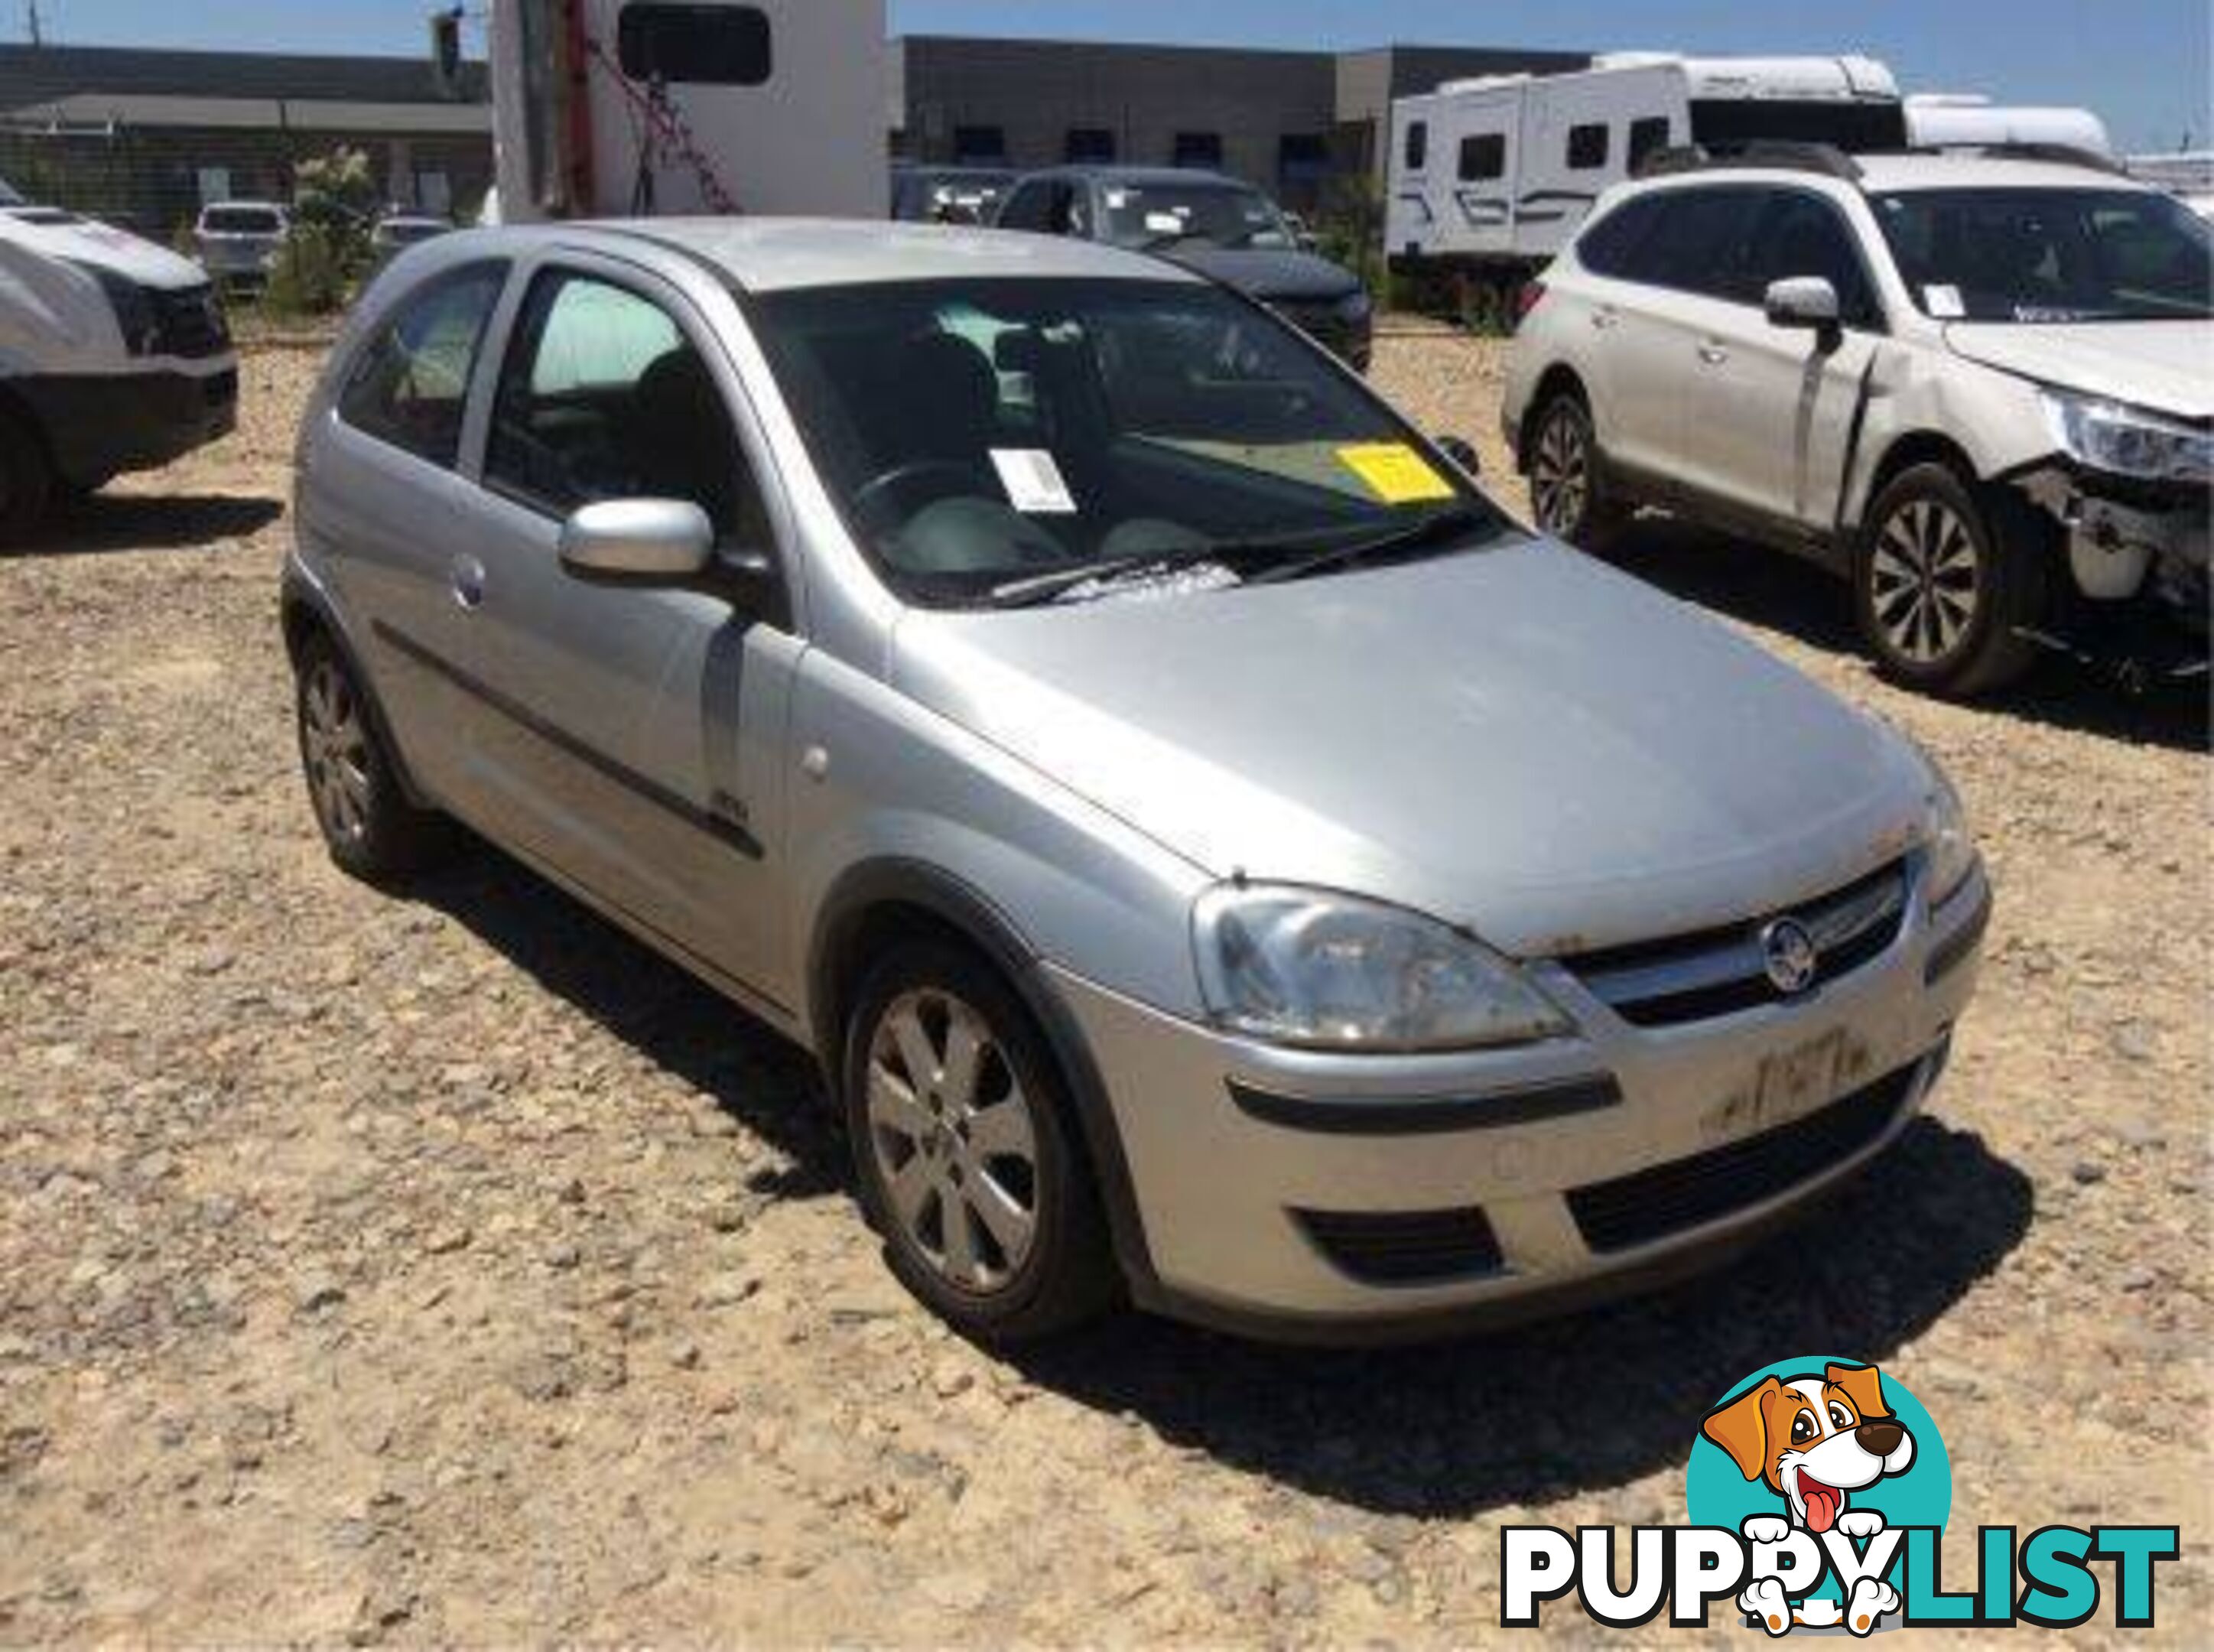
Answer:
[265, 145, 379, 316]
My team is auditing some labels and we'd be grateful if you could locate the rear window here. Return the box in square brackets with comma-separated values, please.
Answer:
[203, 206, 283, 234]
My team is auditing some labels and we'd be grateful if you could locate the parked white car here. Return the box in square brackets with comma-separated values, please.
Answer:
[1505, 148, 2212, 694]
[0, 177, 238, 536]
[193, 200, 291, 286]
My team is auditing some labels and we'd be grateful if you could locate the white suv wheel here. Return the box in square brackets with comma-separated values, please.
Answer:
[1869, 498, 1983, 665]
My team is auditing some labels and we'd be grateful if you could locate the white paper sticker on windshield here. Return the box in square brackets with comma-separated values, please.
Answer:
[1104, 190, 1129, 210]
[1143, 210, 1185, 234]
[1924, 283, 1965, 319]
[991, 449, 1078, 515]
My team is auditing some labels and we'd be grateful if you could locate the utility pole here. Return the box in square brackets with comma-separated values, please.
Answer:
[27, 1, 44, 47]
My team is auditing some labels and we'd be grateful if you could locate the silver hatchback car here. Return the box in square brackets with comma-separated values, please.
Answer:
[284, 220, 1990, 1343]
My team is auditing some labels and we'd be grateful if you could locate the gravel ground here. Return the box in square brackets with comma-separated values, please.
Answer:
[1, 327, 2207, 1644]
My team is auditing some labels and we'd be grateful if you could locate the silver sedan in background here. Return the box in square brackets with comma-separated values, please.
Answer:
[281, 221, 1988, 1342]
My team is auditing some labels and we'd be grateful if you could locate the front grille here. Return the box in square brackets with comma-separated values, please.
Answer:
[150, 284, 231, 359]
[1567, 860, 1909, 1028]
[1565, 1063, 1917, 1254]
[1296, 1206, 1506, 1286]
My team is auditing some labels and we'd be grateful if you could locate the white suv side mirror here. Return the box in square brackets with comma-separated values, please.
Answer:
[558, 499, 714, 582]
[1764, 276, 1842, 332]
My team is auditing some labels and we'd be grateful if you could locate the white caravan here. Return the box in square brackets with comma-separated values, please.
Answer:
[1387, 54, 1905, 275]
[489, 0, 886, 223]
[1904, 95, 2112, 158]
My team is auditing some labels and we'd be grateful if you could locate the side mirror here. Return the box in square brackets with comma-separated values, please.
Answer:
[1765, 276, 1842, 333]
[1435, 434, 1482, 476]
[558, 499, 714, 583]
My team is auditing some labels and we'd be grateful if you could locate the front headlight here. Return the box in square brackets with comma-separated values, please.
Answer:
[67, 262, 158, 356]
[2041, 389, 2212, 484]
[1192, 884, 1574, 1052]
[1920, 759, 1978, 909]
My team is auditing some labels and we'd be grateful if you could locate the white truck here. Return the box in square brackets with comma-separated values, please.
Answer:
[0, 180, 238, 538]
[488, 0, 886, 223]
[1387, 54, 1906, 285]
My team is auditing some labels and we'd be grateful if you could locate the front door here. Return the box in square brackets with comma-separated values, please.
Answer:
[447, 260, 801, 1008]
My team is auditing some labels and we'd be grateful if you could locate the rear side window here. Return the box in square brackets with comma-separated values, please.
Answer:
[617, 3, 771, 86]
[1459, 134, 1506, 181]
[1576, 195, 1666, 278]
[1566, 123, 1610, 171]
[1405, 121, 1429, 171]
[337, 262, 507, 469]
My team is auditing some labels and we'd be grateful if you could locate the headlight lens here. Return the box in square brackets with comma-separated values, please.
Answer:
[1192, 884, 1573, 1052]
[1920, 759, 1978, 909]
[2041, 389, 2212, 484]
[69, 262, 158, 356]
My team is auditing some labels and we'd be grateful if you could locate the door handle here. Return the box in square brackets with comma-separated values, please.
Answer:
[1697, 340, 1730, 366]
[450, 554, 486, 611]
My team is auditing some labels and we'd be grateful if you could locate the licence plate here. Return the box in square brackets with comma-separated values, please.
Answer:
[1701, 1029, 1855, 1144]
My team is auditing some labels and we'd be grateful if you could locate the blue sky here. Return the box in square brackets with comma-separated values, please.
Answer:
[21, 0, 2212, 151]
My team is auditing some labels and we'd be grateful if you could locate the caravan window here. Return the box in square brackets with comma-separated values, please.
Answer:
[1566, 124, 1611, 171]
[1404, 122, 1429, 171]
[1627, 117, 1672, 173]
[1458, 135, 1506, 182]
[617, 4, 772, 86]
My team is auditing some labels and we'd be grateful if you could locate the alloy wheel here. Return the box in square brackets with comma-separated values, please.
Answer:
[1531, 405, 1591, 538]
[1869, 499, 1983, 665]
[865, 988, 1040, 1295]
[301, 657, 373, 846]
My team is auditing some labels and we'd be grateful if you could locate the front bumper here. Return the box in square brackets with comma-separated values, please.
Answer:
[2017, 463, 2211, 681]
[1055, 862, 1988, 1340]
[19, 363, 240, 486]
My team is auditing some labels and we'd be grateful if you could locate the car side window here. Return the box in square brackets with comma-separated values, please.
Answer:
[997, 180, 1051, 232]
[1576, 194, 1664, 278]
[1738, 190, 1882, 327]
[336, 262, 507, 469]
[483, 270, 767, 546]
[1634, 187, 1765, 298]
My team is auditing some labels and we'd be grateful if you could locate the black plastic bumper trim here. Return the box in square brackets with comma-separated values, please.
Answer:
[1226, 1072, 1621, 1136]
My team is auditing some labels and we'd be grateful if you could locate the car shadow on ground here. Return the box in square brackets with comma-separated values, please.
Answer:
[1593, 519, 2209, 755]
[1009, 1114, 2033, 1519]
[9, 493, 284, 557]
[405, 847, 847, 1202]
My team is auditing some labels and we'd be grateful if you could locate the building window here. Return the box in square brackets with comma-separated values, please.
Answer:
[1065, 127, 1117, 164]
[1172, 132, 1224, 171]
[617, 3, 772, 87]
[1628, 117, 1671, 173]
[415, 169, 453, 216]
[1567, 122, 1611, 171]
[954, 125, 1008, 164]
[1404, 120, 1429, 171]
[1278, 133, 1328, 181]
[196, 167, 232, 205]
[1458, 134, 1506, 181]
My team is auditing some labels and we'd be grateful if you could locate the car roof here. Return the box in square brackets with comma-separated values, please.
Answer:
[1628, 151, 2148, 196]
[1026, 166, 1249, 189]
[420, 216, 1208, 294]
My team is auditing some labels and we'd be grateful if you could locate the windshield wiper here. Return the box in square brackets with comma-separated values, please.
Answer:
[1241, 506, 1499, 587]
[983, 546, 1236, 608]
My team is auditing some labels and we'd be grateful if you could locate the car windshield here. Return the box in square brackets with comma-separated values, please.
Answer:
[204, 206, 284, 235]
[754, 277, 1508, 609]
[1872, 187, 2213, 322]
[1097, 182, 1295, 251]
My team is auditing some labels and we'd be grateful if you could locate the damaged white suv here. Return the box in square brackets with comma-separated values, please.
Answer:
[1506, 147, 2211, 695]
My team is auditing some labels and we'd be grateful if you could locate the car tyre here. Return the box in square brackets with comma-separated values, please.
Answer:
[0, 403, 56, 544]
[844, 941, 1117, 1344]
[1855, 463, 2047, 698]
[1527, 389, 1627, 550]
[294, 631, 451, 879]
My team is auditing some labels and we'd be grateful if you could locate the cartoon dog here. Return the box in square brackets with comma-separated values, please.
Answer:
[1702, 1363, 1916, 1637]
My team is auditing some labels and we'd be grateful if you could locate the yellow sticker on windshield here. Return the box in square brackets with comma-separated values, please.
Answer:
[1337, 443, 1456, 505]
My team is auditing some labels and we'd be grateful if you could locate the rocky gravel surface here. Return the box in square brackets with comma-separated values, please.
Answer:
[1, 327, 2206, 1644]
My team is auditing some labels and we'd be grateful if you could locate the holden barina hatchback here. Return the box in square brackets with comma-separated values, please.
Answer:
[284, 220, 1988, 1343]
